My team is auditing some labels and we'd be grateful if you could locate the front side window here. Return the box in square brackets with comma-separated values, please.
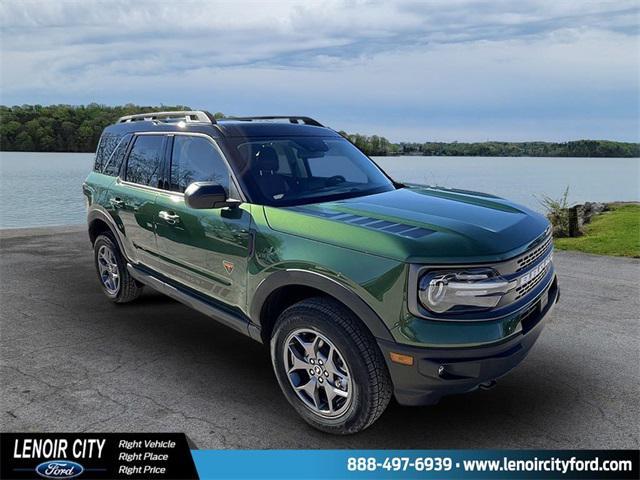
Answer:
[170, 136, 230, 193]
[125, 135, 164, 187]
[234, 136, 395, 206]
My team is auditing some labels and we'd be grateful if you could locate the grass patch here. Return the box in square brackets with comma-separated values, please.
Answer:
[554, 204, 640, 258]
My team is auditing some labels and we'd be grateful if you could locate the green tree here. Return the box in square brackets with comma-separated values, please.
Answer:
[14, 131, 34, 151]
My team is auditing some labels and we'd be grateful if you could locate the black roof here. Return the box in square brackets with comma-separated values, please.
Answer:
[103, 118, 340, 139]
[215, 121, 340, 138]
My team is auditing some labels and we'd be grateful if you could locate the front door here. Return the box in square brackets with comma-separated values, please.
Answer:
[154, 134, 251, 311]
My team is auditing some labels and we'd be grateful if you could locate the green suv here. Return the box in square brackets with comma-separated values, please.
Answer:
[84, 111, 559, 434]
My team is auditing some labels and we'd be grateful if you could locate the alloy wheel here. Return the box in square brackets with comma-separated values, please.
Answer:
[284, 328, 353, 418]
[97, 245, 120, 295]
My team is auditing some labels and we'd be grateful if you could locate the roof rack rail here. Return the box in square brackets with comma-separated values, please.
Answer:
[116, 110, 217, 124]
[222, 116, 323, 127]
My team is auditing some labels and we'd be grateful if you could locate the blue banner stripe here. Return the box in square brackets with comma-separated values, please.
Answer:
[191, 449, 639, 480]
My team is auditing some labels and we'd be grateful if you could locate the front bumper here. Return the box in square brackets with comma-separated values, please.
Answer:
[377, 276, 559, 406]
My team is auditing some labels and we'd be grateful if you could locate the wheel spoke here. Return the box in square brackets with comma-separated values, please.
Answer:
[287, 345, 309, 373]
[323, 384, 336, 412]
[332, 385, 349, 398]
[333, 370, 349, 385]
[322, 348, 350, 383]
[310, 335, 321, 357]
[295, 377, 317, 399]
[292, 334, 319, 359]
[321, 345, 339, 374]
[312, 383, 323, 411]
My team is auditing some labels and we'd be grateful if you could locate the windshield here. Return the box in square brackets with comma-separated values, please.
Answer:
[233, 136, 396, 206]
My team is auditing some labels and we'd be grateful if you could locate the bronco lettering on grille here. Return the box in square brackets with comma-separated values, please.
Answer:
[516, 253, 552, 288]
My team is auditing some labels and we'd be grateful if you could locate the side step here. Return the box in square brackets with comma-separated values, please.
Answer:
[126, 263, 251, 337]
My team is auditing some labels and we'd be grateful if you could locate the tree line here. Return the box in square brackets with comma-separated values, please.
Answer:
[1, 104, 638, 157]
[339, 133, 640, 158]
[0, 104, 222, 153]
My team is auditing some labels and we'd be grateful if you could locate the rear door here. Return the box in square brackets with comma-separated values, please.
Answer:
[154, 134, 251, 310]
[108, 133, 166, 263]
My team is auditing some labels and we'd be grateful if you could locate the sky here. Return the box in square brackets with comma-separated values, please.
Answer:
[0, 0, 639, 142]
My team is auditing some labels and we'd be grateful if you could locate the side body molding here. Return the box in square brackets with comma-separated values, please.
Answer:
[250, 269, 394, 342]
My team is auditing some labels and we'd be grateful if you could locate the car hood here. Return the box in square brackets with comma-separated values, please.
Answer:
[263, 185, 550, 263]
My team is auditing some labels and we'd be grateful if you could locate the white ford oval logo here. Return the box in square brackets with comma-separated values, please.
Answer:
[35, 460, 84, 479]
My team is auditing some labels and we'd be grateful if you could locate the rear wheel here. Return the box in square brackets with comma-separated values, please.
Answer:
[93, 233, 143, 303]
[270, 297, 392, 434]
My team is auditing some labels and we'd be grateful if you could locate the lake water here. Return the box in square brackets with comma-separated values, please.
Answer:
[0, 152, 638, 229]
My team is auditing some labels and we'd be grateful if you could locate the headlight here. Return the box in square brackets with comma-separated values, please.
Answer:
[418, 268, 514, 314]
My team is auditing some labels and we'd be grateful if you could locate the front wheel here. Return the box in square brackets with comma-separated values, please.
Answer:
[270, 297, 392, 434]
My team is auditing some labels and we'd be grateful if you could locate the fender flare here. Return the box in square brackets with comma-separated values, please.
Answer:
[250, 269, 394, 341]
[87, 209, 127, 256]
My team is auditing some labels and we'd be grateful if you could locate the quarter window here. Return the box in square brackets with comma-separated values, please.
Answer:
[103, 134, 133, 177]
[94, 133, 121, 172]
[125, 135, 164, 187]
[170, 136, 230, 193]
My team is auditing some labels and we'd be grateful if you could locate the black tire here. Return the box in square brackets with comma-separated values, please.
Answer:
[93, 233, 143, 303]
[270, 297, 392, 434]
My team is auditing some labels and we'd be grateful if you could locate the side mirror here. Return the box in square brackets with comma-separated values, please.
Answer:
[184, 182, 239, 209]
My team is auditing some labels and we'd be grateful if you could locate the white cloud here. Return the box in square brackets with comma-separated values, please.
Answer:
[0, 0, 638, 141]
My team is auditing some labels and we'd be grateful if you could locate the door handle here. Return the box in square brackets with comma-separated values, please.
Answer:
[159, 210, 180, 225]
[109, 197, 125, 208]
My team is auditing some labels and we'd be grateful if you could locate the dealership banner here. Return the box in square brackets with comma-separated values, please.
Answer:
[1, 433, 198, 479]
[1, 433, 638, 479]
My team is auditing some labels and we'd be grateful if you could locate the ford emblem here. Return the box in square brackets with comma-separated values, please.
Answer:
[35, 460, 84, 479]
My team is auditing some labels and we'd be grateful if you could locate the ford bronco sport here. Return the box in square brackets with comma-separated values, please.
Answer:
[84, 111, 559, 434]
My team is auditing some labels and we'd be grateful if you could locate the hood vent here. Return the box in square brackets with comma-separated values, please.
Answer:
[291, 208, 435, 239]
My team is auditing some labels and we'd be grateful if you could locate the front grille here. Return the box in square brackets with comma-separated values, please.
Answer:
[516, 234, 553, 272]
[514, 263, 549, 300]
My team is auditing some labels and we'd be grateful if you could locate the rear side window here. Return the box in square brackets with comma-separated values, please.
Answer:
[170, 136, 230, 193]
[102, 134, 133, 177]
[125, 135, 165, 187]
[93, 133, 122, 172]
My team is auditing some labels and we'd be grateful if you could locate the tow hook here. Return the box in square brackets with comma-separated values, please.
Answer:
[479, 380, 497, 391]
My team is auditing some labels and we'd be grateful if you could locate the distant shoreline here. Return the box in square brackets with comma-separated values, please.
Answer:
[1, 150, 639, 160]
[2, 104, 639, 158]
